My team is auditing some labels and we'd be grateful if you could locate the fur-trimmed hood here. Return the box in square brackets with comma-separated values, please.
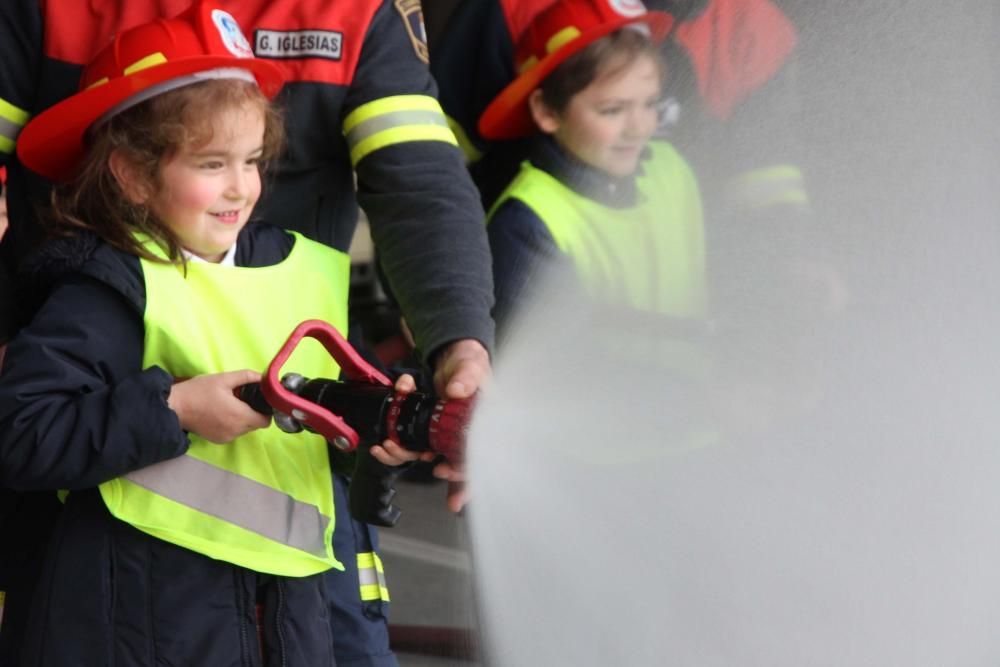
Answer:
[17, 231, 145, 320]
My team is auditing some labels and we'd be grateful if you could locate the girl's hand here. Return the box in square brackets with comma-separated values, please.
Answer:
[168, 370, 271, 443]
[369, 373, 438, 467]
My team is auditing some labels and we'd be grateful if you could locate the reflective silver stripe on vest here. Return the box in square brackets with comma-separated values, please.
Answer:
[124, 455, 330, 557]
[343, 109, 449, 152]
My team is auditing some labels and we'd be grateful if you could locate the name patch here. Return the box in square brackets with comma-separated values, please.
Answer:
[254, 29, 343, 60]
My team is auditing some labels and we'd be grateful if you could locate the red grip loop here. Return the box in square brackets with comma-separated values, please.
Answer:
[261, 319, 392, 450]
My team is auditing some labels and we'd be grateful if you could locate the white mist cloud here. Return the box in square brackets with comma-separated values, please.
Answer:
[467, 3, 1000, 664]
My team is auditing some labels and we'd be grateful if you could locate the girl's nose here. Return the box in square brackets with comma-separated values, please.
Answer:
[226, 166, 251, 198]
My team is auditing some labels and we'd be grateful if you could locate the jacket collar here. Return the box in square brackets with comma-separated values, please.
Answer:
[529, 135, 646, 208]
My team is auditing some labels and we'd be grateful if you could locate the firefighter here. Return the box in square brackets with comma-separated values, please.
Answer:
[0, 6, 427, 664]
[481, 0, 707, 337]
[0, 1, 491, 665]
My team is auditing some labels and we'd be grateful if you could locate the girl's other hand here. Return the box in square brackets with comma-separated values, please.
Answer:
[369, 373, 437, 467]
[168, 369, 271, 443]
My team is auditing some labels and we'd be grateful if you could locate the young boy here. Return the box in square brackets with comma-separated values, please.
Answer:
[480, 0, 707, 338]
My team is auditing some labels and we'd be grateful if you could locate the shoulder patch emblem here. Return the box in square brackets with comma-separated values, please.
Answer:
[254, 29, 343, 61]
[394, 0, 429, 64]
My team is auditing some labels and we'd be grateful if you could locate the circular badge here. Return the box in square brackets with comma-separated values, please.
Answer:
[608, 0, 647, 18]
[211, 9, 254, 59]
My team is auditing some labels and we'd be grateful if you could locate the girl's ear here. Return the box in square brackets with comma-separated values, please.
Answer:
[528, 89, 561, 135]
[108, 149, 150, 205]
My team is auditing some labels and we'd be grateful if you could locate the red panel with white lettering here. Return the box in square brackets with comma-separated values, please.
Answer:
[43, 0, 377, 85]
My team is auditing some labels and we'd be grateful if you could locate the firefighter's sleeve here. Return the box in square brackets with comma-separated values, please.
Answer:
[0, 0, 38, 168]
[0, 0, 42, 342]
[0, 265, 14, 344]
[429, 0, 518, 163]
[721, 62, 811, 231]
[706, 53, 836, 317]
[343, 0, 495, 364]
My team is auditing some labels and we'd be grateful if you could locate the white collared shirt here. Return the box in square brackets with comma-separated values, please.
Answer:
[182, 243, 238, 267]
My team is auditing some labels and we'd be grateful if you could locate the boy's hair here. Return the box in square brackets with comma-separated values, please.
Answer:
[50, 79, 285, 264]
[539, 28, 664, 113]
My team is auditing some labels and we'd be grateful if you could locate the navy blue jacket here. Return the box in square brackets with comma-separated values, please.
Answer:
[0, 224, 348, 667]
[0, 225, 302, 489]
[488, 137, 645, 341]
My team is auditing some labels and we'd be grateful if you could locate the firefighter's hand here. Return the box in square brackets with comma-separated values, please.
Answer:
[370, 373, 438, 466]
[168, 370, 271, 444]
[433, 461, 468, 513]
[433, 338, 490, 399]
[431, 339, 487, 513]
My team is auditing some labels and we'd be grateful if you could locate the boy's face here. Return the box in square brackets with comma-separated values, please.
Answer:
[543, 54, 661, 177]
[148, 105, 265, 262]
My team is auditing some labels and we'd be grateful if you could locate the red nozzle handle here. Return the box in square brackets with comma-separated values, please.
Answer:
[261, 319, 393, 450]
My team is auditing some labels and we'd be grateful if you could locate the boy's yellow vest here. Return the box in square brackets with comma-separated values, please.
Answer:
[489, 143, 717, 461]
[490, 141, 707, 319]
[99, 232, 350, 577]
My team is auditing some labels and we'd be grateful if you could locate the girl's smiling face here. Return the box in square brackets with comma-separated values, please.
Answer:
[146, 104, 265, 262]
[532, 52, 662, 177]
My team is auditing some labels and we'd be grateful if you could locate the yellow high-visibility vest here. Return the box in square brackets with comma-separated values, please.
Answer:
[490, 142, 718, 462]
[490, 140, 707, 319]
[99, 232, 350, 577]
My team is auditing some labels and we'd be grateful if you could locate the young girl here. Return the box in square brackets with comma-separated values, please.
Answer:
[479, 0, 707, 338]
[0, 4, 419, 665]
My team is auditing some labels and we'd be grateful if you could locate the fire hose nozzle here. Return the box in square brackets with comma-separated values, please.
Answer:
[237, 319, 476, 526]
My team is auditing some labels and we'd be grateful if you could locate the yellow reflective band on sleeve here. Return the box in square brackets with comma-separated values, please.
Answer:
[727, 164, 810, 212]
[446, 115, 483, 164]
[357, 551, 390, 602]
[342, 95, 457, 165]
[0, 98, 30, 154]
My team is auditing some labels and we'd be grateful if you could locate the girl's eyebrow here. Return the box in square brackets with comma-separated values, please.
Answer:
[189, 145, 265, 158]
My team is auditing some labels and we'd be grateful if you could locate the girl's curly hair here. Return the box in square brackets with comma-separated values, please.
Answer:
[48, 78, 285, 264]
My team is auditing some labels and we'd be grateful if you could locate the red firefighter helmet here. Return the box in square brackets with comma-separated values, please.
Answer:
[17, 0, 284, 182]
[479, 0, 673, 140]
